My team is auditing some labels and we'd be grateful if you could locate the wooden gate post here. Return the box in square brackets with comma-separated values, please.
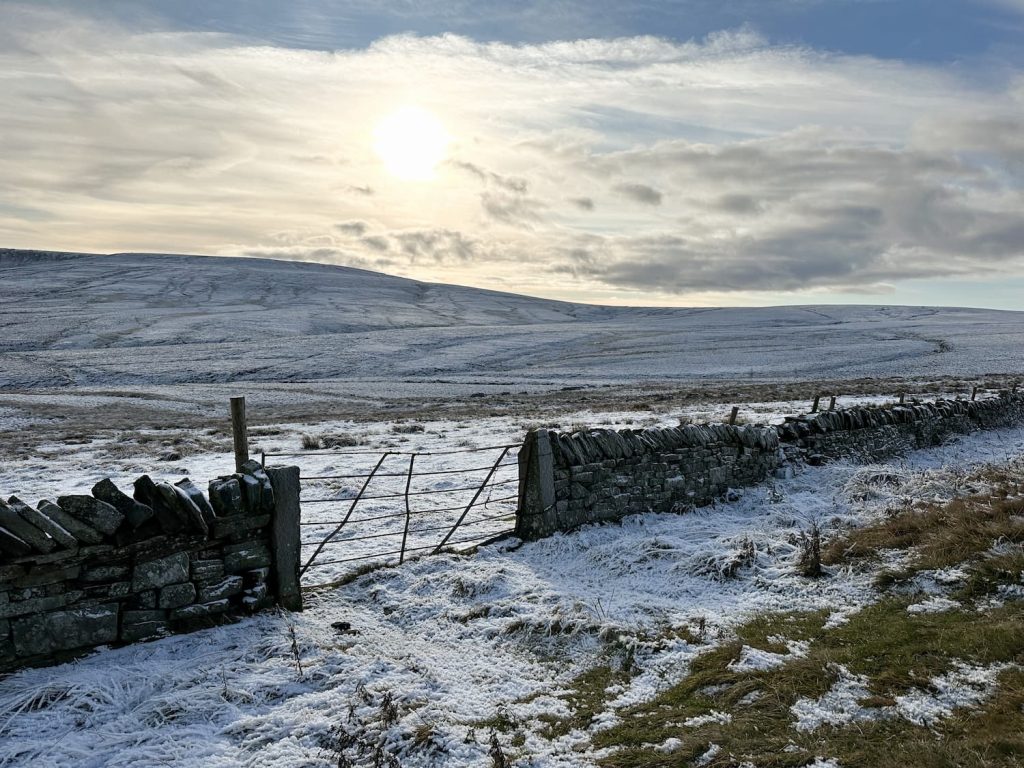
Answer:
[728, 406, 739, 425]
[230, 396, 249, 472]
[811, 395, 820, 413]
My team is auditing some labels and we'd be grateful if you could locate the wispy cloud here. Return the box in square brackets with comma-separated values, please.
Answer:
[0, 5, 1021, 305]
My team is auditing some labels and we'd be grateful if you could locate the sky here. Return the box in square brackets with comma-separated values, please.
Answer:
[1, 1, 1023, 309]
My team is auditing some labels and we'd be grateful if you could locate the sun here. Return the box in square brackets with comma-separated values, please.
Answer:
[373, 106, 450, 181]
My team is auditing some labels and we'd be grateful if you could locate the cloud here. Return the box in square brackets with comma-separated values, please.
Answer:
[612, 182, 663, 205]
[0, 7, 1021, 305]
[480, 191, 545, 226]
[336, 221, 369, 236]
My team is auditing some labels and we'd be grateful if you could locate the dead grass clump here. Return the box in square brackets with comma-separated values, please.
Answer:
[824, 492, 1024, 577]
[321, 433, 366, 448]
[300, 432, 366, 450]
[391, 422, 425, 434]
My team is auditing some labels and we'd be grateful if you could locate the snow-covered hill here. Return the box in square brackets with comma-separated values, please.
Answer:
[2, 249, 1023, 388]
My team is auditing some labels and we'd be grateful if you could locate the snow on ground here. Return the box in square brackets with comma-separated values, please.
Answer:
[0, 395, 915, 586]
[2, 422, 1023, 766]
[4, 250, 1024, 390]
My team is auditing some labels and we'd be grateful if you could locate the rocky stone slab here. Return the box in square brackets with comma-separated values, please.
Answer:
[36, 500, 104, 545]
[0, 500, 56, 553]
[196, 575, 243, 603]
[159, 581, 196, 610]
[134, 475, 186, 534]
[92, 478, 154, 529]
[131, 552, 189, 591]
[174, 478, 216, 525]
[209, 477, 243, 517]
[11, 603, 117, 656]
[56, 495, 124, 537]
[169, 599, 230, 621]
[8, 496, 77, 550]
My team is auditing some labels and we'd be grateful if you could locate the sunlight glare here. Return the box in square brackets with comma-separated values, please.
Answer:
[373, 106, 450, 181]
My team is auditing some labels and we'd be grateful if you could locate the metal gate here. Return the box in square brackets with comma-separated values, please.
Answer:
[261, 443, 520, 588]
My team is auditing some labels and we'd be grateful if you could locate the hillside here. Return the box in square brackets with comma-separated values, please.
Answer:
[2, 249, 1023, 389]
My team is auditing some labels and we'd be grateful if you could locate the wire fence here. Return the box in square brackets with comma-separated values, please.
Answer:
[262, 443, 521, 588]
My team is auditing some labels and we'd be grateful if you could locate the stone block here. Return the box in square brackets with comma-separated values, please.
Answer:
[191, 558, 225, 581]
[212, 514, 270, 539]
[8, 497, 77, 550]
[80, 564, 131, 583]
[35, 500, 104, 545]
[0, 501, 56, 553]
[243, 567, 269, 588]
[174, 478, 216, 525]
[92, 479, 154, 529]
[122, 609, 166, 623]
[12, 604, 118, 655]
[196, 575, 243, 602]
[0, 591, 83, 620]
[13, 564, 80, 588]
[121, 619, 169, 643]
[134, 475, 187, 534]
[83, 581, 131, 600]
[159, 582, 196, 609]
[223, 541, 271, 574]
[209, 477, 244, 517]
[132, 552, 189, 591]
[169, 599, 230, 621]
[56, 495, 124, 536]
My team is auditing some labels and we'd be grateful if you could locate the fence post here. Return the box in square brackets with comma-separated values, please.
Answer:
[230, 396, 249, 473]
[828, 395, 837, 411]
[728, 406, 739, 425]
[971, 386, 979, 401]
[515, 430, 556, 541]
[811, 395, 820, 413]
[899, 392, 906, 404]
[264, 465, 302, 611]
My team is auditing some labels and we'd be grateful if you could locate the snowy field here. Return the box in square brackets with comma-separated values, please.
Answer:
[1, 420, 1022, 766]
[0, 395, 902, 586]
[2, 249, 1023, 765]
[3, 250, 1024, 392]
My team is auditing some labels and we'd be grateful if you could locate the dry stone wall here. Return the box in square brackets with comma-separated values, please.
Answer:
[516, 391, 1024, 539]
[516, 424, 780, 539]
[0, 460, 300, 673]
[776, 391, 1024, 463]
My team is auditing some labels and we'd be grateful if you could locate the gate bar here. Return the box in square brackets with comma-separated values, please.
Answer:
[299, 451, 391, 577]
[433, 446, 511, 554]
[399, 454, 416, 564]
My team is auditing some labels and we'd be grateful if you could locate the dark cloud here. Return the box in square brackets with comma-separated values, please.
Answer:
[480, 190, 544, 226]
[714, 193, 762, 215]
[336, 221, 368, 236]
[613, 182, 662, 205]
[568, 196, 595, 211]
[395, 229, 480, 263]
[361, 235, 390, 252]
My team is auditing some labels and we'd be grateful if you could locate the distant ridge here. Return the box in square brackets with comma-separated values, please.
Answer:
[1, 248, 1022, 388]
